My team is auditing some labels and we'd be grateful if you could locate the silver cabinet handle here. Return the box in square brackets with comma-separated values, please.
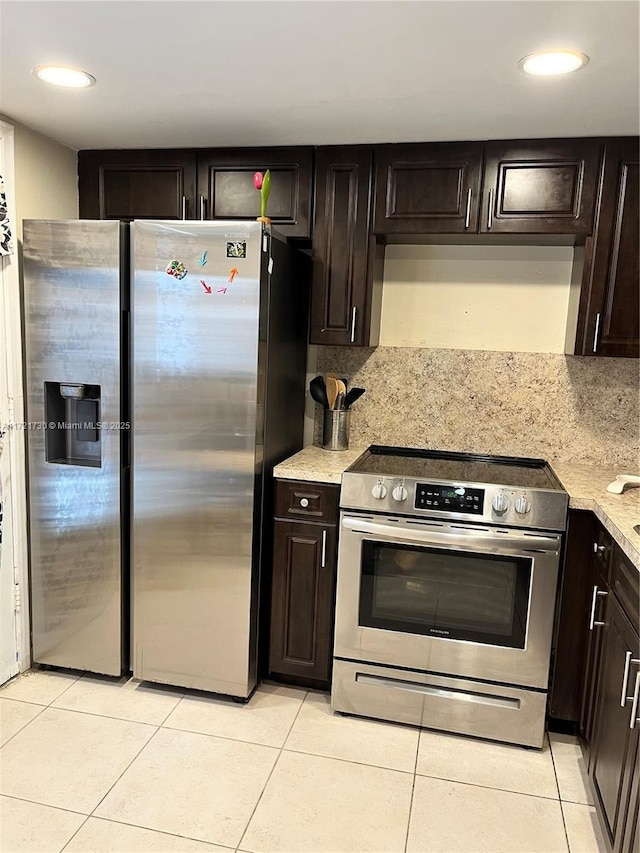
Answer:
[299, 498, 309, 508]
[630, 671, 640, 729]
[182, 196, 186, 220]
[487, 188, 494, 230]
[593, 313, 601, 353]
[620, 652, 640, 706]
[350, 306, 357, 344]
[464, 188, 472, 229]
[321, 529, 327, 568]
[593, 542, 606, 554]
[588, 585, 607, 629]
[200, 195, 205, 221]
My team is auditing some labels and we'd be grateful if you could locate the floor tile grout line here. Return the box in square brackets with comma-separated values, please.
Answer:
[58, 814, 92, 853]
[235, 689, 309, 852]
[411, 770, 563, 803]
[58, 724, 162, 853]
[61, 813, 238, 851]
[549, 737, 573, 853]
[88, 725, 162, 817]
[0, 792, 89, 817]
[0, 673, 80, 711]
[0, 700, 48, 749]
[403, 729, 421, 853]
[36, 699, 181, 728]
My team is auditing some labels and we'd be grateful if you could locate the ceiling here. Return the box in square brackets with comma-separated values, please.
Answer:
[0, 0, 638, 151]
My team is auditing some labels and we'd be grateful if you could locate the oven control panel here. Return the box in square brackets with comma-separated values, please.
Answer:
[415, 483, 485, 514]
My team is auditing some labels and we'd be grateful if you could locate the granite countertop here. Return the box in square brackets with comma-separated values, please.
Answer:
[273, 445, 368, 484]
[273, 447, 639, 569]
[550, 463, 639, 570]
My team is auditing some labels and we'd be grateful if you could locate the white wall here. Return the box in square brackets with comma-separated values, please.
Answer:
[0, 113, 78, 236]
[380, 244, 575, 353]
[0, 115, 77, 677]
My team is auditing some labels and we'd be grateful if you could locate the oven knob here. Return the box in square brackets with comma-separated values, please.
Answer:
[515, 495, 532, 515]
[371, 481, 388, 500]
[491, 492, 509, 514]
[392, 484, 408, 502]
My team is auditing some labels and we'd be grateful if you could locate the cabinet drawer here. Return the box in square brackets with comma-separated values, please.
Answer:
[612, 544, 639, 628]
[275, 479, 339, 523]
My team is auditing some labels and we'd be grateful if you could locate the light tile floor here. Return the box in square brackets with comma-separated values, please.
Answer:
[0, 669, 608, 853]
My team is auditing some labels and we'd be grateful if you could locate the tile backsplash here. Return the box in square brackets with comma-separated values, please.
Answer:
[315, 347, 639, 468]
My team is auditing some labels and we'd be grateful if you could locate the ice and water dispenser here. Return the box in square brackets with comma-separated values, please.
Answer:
[44, 382, 102, 467]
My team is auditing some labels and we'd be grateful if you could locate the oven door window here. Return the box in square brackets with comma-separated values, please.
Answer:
[359, 541, 532, 648]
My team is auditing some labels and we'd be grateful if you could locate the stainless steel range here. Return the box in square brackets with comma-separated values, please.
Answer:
[331, 446, 568, 748]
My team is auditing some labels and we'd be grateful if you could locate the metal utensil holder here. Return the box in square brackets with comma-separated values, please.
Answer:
[323, 409, 350, 451]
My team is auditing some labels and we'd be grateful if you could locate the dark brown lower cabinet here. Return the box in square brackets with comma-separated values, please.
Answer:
[572, 521, 640, 853]
[269, 482, 338, 689]
[551, 511, 639, 850]
[589, 593, 639, 851]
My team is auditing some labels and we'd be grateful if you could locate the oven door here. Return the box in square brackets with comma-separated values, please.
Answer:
[334, 513, 562, 689]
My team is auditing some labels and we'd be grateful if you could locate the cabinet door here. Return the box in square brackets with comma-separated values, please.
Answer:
[78, 150, 197, 220]
[590, 594, 640, 849]
[580, 532, 612, 753]
[575, 138, 639, 358]
[196, 148, 313, 238]
[549, 511, 597, 722]
[373, 142, 483, 235]
[620, 737, 639, 853]
[310, 147, 383, 346]
[269, 520, 336, 686]
[481, 139, 601, 234]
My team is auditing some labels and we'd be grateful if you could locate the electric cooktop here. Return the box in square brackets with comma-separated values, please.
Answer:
[341, 446, 568, 531]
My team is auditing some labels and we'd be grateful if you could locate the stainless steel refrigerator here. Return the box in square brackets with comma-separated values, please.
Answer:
[23, 220, 129, 676]
[23, 219, 308, 694]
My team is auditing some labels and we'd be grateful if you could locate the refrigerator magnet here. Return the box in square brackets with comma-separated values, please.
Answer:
[166, 260, 187, 280]
[226, 241, 246, 259]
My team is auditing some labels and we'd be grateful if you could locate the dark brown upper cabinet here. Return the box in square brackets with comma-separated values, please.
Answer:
[374, 142, 484, 235]
[481, 139, 601, 235]
[310, 146, 383, 346]
[78, 150, 197, 221]
[79, 147, 313, 238]
[574, 138, 639, 358]
[373, 139, 601, 237]
[196, 147, 313, 238]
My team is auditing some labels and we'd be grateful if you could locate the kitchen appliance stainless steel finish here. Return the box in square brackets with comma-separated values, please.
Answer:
[23, 220, 307, 689]
[23, 220, 128, 675]
[332, 446, 569, 748]
[132, 221, 307, 698]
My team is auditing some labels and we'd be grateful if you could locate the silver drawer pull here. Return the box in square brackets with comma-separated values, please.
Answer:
[630, 671, 640, 729]
[299, 498, 309, 508]
[593, 312, 601, 353]
[487, 188, 494, 230]
[588, 585, 607, 630]
[620, 653, 640, 706]
[593, 542, 606, 554]
[350, 306, 357, 343]
[181, 195, 186, 220]
[321, 529, 327, 568]
[356, 673, 520, 710]
[464, 188, 472, 229]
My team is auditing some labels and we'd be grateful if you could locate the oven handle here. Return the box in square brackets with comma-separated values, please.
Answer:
[341, 516, 561, 555]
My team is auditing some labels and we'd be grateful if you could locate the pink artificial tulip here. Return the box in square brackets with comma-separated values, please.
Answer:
[253, 172, 263, 190]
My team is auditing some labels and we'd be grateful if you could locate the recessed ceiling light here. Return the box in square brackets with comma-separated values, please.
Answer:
[32, 65, 96, 88]
[518, 50, 589, 76]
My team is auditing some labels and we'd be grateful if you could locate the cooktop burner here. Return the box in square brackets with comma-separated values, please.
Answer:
[347, 446, 560, 490]
[341, 446, 568, 531]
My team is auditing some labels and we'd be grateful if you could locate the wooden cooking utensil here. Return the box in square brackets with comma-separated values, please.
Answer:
[325, 376, 339, 410]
